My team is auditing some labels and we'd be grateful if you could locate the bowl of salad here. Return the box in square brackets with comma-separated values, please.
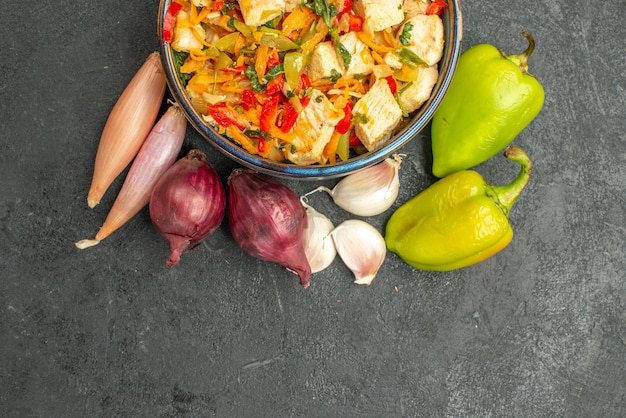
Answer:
[158, 0, 462, 179]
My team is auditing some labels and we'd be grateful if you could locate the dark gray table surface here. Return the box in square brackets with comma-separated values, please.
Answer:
[1, 1, 624, 417]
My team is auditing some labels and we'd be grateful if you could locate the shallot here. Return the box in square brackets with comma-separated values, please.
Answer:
[149, 150, 226, 268]
[227, 169, 311, 288]
[87, 52, 166, 208]
[75, 104, 186, 249]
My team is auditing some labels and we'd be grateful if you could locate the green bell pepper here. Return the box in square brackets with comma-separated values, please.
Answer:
[431, 32, 544, 178]
[385, 146, 531, 271]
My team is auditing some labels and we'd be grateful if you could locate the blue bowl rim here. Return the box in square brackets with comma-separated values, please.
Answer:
[157, 0, 463, 179]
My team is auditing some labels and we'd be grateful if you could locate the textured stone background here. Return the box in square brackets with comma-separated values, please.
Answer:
[1, 0, 624, 417]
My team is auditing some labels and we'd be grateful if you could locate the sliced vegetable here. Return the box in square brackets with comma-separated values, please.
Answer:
[385, 75, 397, 94]
[260, 93, 281, 133]
[281, 101, 299, 133]
[336, 102, 353, 134]
[163, 1, 183, 43]
[426, 0, 448, 15]
[208, 104, 245, 129]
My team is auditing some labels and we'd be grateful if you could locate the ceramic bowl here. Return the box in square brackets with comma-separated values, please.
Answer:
[158, 0, 463, 179]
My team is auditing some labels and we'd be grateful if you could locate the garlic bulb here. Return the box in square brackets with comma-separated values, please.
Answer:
[301, 199, 336, 273]
[331, 219, 386, 285]
[307, 154, 403, 217]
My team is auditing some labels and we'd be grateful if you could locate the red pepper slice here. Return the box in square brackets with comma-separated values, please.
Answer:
[242, 89, 257, 109]
[257, 137, 268, 153]
[267, 51, 282, 70]
[426, 0, 448, 15]
[347, 14, 363, 32]
[219, 65, 248, 73]
[385, 75, 397, 94]
[299, 96, 311, 108]
[341, 0, 353, 13]
[208, 104, 245, 129]
[260, 94, 281, 133]
[336, 102, 353, 134]
[265, 75, 285, 96]
[212, 0, 225, 12]
[299, 73, 311, 91]
[162, 1, 182, 43]
[349, 130, 362, 146]
[281, 102, 298, 133]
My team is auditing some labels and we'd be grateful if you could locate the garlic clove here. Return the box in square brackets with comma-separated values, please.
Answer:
[301, 199, 337, 273]
[307, 154, 403, 217]
[330, 219, 386, 285]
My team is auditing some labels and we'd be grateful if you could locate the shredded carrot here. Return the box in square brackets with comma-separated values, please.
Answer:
[371, 49, 386, 65]
[188, 71, 235, 93]
[233, 33, 246, 57]
[323, 130, 342, 164]
[357, 32, 396, 53]
[300, 21, 329, 51]
[193, 7, 212, 25]
[243, 106, 261, 126]
[382, 29, 397, 50]
[220, 80, 246, 93]
[180, 57, 205, 73]
[255, 44, 270, 80]
[190, 26, 214, 48]
[270, 125, 296, 142]
[190, 4, 198, 24]
[235, 54, 246, 68]
[281, 7, 315, 37]
[189, 48, 214, 61]
[217, 15, 233, 31]
[226, 126, 258, 154]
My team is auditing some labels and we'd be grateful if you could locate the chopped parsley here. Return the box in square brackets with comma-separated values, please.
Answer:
[244, 66, 267, 93]
[263, 63, 285, 82]
[306, 0, 350, 67]
[172, 51, 191, 85]
[328, 69, 342, 83]
[353, 112, 369, 124]
[280, 142, 297, 153]
[245, 129, 270, 139]
[399, 22, 414, 46]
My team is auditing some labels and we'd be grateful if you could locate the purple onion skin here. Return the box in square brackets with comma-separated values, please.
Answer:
[150, 150, 226, 268]
[227, 168, 311, 288]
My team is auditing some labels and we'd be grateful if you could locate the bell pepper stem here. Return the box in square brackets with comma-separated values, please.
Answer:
[490, 146, 532, 216]
[505, 31, 536, 73]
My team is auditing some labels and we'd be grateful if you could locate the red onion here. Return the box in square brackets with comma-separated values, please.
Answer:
[227, 168, 311, 288]
[149, 149, 226, 268]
